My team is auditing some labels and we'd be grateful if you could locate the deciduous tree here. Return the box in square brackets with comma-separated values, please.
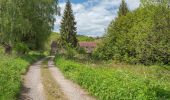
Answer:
[0, 0, 59, 54]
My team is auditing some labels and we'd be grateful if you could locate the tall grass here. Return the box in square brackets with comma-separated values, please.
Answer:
[0, 52, 43, 100]
[55, 55, 170, 100]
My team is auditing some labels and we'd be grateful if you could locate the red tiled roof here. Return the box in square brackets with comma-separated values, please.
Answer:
[79, 42, 97, 47]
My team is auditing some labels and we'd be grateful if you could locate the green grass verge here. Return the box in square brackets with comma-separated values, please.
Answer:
[0, 52, 44, 100]
[55, 55, 170, 100]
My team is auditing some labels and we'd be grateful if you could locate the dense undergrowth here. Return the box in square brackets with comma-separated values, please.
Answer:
[0, 52, 44, 100]
[55, 55, 170, 100]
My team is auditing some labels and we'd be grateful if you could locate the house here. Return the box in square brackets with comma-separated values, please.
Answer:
[79, 42, 97, 53]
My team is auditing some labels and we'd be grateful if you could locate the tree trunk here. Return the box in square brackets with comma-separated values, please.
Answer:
[4, 45, 12, 55]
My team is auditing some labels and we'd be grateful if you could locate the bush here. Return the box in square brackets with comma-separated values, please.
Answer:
[14, 43, 29, 55]
[64, 45, 77, 59]
[55, 56, 170, 100]
[78, 47, 86, 54]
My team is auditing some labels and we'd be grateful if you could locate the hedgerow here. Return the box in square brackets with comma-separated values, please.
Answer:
[55, 56, 170, 100]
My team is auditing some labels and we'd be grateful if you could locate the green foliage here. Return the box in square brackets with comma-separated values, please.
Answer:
[14, 43, 29, 54]
[141, 0, 170, 7]
[77, 35, 95, 42]
[60, 0, 78, 48]
[64, 45, 77, 59]
[0, 46, 3, 53]
[118, 0, 129, 17]
[78, 47, 86, 54]
[94, 3, 170, 65]
[0, 0, 59, 52]
[0, 53, 43, 100]
[55, 56, 170, 100]
[45, 32, 60, 51]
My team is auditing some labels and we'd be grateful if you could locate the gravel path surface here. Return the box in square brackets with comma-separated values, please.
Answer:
[48, 57, 95, 100]
[19, 57, 94, 100]
[19, 60, 46, 100]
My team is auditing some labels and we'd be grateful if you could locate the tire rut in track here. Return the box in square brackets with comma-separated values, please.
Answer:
[48, 57, 95, 100]
[19, 60, 46, 100]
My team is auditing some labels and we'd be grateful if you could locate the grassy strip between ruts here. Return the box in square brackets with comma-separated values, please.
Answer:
[41, 59, 67, 100]
[55, 55, 170, 100]
[0, 52, 44, 100]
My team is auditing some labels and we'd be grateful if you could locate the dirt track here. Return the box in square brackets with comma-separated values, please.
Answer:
[48, 57, 95, 100]
[19, 60, 46, 100]
[19, 57, 95, 100]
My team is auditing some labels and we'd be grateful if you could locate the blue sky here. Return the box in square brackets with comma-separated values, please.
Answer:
[71, 0, 86, 3]
[55, 0, 140, 37]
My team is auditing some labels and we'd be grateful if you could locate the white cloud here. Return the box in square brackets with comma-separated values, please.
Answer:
[54, 0, 140, 37]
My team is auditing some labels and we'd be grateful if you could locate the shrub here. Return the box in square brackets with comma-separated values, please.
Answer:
[78, 47, 86, 54]
[64, 45, 77, 59]
[14, 43, 29, 55]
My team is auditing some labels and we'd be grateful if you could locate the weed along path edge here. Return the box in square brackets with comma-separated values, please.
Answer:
[48, 57, 95, 100]
[19, 59, 46, 100]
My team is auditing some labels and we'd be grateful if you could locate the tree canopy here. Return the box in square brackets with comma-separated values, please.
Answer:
[118, 0, 129, 17]
[94, 0, 170, 65]
[60, 0, 78, 48]
[0, 0, 59, 54]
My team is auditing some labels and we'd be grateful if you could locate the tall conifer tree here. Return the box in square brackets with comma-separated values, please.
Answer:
[118, 0, 129, 17]
[60, 0, 78, 47]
